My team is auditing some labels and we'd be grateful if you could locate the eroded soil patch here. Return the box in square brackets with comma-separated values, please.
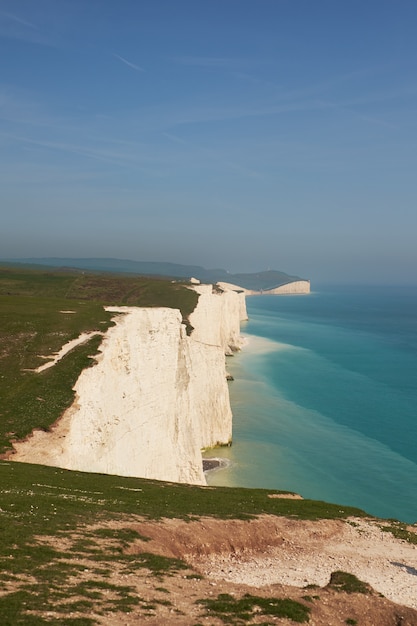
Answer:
[2, 514, 416, 625]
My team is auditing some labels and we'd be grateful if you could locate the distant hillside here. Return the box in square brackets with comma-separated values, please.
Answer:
[3, 258, 307, 291]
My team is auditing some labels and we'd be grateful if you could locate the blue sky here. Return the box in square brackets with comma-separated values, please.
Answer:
[1, 0, 417, 284]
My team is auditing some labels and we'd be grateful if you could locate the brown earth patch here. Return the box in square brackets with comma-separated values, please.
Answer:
[8, 513, 415, 625]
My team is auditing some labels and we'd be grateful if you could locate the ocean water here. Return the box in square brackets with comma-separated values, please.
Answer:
[205, 285, 417, 523]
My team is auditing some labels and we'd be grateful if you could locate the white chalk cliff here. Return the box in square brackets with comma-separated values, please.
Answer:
[11, 285, 247, 485]
[259, 280, 311, 295]
[218, 280, 310, 295]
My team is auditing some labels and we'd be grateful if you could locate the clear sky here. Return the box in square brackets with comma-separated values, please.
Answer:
[1, 0, 417, 284]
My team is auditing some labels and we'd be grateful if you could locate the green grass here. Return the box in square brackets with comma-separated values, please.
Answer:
[197, 592, 311, 624]
[327, 571, 371, 595]
[92, 527, 150, 543]
[0, 459, 367, 624]
[0, 462, 199, 622]
[0, 266, 199, 315]
[301, 595, 320, 602]
[0, 460, 367, 529]
[378, 520, 417, 544]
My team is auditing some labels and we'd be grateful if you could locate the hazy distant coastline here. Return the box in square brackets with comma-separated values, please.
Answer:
[1, 257, 309, 293]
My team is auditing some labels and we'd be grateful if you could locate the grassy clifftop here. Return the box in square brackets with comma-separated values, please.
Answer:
[0, 266, 197, 455]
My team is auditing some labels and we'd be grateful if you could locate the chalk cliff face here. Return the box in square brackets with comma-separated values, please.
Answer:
[190, 284, 247, 355]
[11, 285, 246, 485]
[218, 280, 310, 295]
[259, 280, 311, 295]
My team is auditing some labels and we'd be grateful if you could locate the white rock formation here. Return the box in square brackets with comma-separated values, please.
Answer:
[10, 285, 246, 485]
[260, 280, 311, 295]
[218, 280, 310, 295]
[190, 284, 247, 355]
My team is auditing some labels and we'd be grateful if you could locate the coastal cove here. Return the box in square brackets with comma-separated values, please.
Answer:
[205, 285, 417, 524]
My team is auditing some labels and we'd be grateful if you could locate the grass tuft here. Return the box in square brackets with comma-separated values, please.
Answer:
[327, 571, 371, 594]
[197, 592, 310, 624]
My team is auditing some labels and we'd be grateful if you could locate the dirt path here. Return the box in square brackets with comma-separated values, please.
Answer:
[31, 330, 103, 373]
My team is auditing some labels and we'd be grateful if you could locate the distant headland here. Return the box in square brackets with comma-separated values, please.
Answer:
[1, 257, 310, 294]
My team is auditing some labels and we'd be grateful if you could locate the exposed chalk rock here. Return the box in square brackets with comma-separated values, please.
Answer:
[10, 285, 246, 485]
[259, 280, 311, 295]
[190, 284, 247, 355]
[217, 279, 310, 295]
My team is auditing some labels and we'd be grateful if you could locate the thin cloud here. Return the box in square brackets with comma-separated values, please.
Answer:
[323, 100, 399, 130]
[113, 54, 144, 72]
[0, 10, 53, 47]
[1, 130, 164, 175]
[0, 11, 38, 29]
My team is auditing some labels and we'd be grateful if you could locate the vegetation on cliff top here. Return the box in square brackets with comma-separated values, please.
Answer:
[0, 266, 197, 455]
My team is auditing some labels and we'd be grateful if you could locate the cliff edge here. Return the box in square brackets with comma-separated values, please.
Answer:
[10, 285, 247, 485]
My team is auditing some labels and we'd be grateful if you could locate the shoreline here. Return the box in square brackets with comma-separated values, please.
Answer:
[209, 294, 417, 524]
[203, 331, 289, 487]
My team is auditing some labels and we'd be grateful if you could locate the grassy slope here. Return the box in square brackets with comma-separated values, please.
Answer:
[0, 458, 368, 625]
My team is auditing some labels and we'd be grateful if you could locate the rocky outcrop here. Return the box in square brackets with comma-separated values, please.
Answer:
[10, 285, 246, 485]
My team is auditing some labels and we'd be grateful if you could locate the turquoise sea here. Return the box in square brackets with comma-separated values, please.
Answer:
[205, 285, 417, 523]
